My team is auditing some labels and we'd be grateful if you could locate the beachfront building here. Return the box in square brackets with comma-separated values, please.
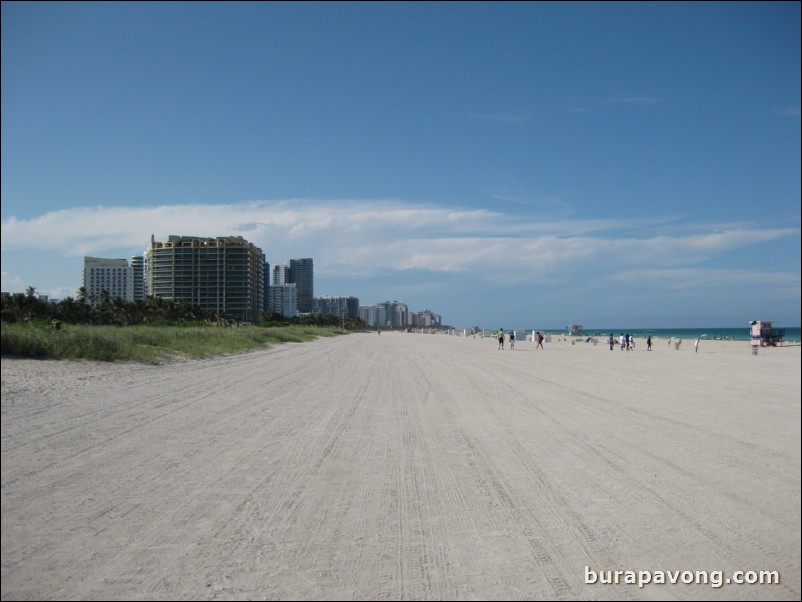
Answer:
[269, 260, 313, 316]
[263, 260, 270, 316]
[357, 301, 441, 328]
[289, 258, 314, 314]
[273, 263, 291, 285]
[410, 309, 441, 328]
[269, 284, 298, 318]
[145, 235, 266, 323]
[83, 256, 133, 309]
[312, 296, 359, 320]
[359, 304, 388, 327]
[358, 300, 408, 328]
[130, 255, 146, 301]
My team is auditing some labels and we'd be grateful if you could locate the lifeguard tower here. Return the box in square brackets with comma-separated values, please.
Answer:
[569, 324, 584, 336]
[750, 320, 785, 347]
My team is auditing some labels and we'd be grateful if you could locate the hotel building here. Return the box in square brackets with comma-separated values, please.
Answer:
[83, 256, 133, 308]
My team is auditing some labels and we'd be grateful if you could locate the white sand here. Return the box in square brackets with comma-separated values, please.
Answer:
[2, 333, 800, 601]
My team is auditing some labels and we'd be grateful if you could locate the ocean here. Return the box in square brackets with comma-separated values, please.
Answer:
[558, 326, 801, 343]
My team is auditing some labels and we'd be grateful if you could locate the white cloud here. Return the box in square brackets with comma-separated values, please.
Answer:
[1, 199, 798, 288]
[611, 268, 801, 292]
[469, 111, 533, 123]
[1, 270, 26, 293]
[603, 95, 661, 104]
[777, 106, 801, 117]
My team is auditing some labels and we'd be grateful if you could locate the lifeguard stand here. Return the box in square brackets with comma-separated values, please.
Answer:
[750, 320, 785, 348]
[569, 324, 584, 336]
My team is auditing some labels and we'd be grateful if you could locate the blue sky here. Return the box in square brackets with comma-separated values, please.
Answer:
[2, 1, 800, 329]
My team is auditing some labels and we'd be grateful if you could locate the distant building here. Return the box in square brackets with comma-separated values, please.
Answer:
[357, 300, 438, 328]
[312, 296, 359, 320]
[289, 258, 314, 314]
[269, 284, 298, 318]
[375, 300, 408, 327]
[273, 263, 291, 285]
[83, 256, 133, 308]
[359, 304, 388, 327]
[145, 235, 266, 323]
[412, 309, 441, 327]
[130, 255, 146, 301]
[263, 260, 271, 317]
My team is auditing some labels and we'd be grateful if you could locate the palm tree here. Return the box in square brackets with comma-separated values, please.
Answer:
[55, 296, 89, 324]
[108, 297, 130, 326]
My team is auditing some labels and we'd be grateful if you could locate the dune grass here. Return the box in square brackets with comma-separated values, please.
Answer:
[1, 322, 343, 364]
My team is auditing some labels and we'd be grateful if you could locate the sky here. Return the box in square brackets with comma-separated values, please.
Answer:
[2, 1, 800, 330]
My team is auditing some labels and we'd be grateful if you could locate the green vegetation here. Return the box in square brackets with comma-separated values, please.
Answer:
[1, 286, 365, 362]
[1, 286, 366, 329]
[1, 322, 344, 363]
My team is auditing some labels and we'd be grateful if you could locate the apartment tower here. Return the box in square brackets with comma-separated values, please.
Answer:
[130, 255, 146, 301]
[289, 258, 313, 314]
[145, 235, 266, 323]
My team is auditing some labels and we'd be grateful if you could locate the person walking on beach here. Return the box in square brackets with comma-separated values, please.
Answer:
[498, 328, 505, 350]
[536, 331, 544, 349]
[628, 334, 635, 351]
[647, 335, 652, 351]
[619, 333, 626, 351]
[694, 337, 700, 353]
[609, 333, 615, 351]
[509, 329, 515, 350]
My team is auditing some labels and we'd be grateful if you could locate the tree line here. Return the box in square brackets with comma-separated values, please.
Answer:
[1, 287, 366, 329]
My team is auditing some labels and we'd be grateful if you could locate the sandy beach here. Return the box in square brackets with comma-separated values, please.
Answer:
[2, 333, 800, 601]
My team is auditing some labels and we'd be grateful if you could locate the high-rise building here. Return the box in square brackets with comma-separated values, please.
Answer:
[359, 304, 388, 327]
[374, 300, 407, 328]
[145, 235, 266, 323]
[83, 257, 133, 308]
[413, 309, 441, 327]
[312, 296, 359, 319]
[273, 263, 291, 285]
[289, 258, 313, 314]
[269, 283, 298, 318]
[130, 255, 146, 301]
[264, 260, 271, 317]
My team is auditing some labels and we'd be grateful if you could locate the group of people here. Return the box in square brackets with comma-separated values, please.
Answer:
[668, 337, 691, 350]
[495, 330, 701, 353]
[497, 329, 544, 350]
[605, 334, 699, 352]
[609, 333, 652, 351]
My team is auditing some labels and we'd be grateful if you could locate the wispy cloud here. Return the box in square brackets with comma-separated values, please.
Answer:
[489, 191, 575, 217]
[2, 199, 796, 286]
[603, 95, 662, 105]
[776, 105, 801, 117]
[469, 111, 533, 124]
[0, 270, 26, 293]
[612, 268, 801, 291]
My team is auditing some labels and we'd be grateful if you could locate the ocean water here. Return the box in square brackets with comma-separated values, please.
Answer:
[566, 327, 801, 343]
